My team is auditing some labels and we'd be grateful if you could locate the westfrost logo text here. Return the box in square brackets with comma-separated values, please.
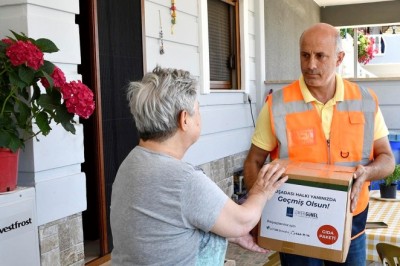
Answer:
[0, 218, 32, 234]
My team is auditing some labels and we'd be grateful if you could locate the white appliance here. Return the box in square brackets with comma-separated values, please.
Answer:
[0, 187, 40, 266]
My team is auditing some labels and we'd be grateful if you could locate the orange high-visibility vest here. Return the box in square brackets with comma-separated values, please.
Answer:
[268, 80, 378, 237]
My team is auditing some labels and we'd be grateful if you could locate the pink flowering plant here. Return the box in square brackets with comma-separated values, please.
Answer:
[358, 34, 378, 65]
[0, 31, 95, 152]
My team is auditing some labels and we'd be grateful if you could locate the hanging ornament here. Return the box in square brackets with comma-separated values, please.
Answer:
[158, 10, 164, 54]
[170, 0, 176, 34]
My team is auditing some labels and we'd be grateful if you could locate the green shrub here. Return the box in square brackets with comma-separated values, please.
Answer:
[383, 164, 400, 186]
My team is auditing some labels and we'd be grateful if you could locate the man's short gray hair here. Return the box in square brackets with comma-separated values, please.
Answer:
[127, 66, 198, 141]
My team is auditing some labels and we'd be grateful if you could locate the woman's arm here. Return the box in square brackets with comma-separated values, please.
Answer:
[210, 163, 287, 238]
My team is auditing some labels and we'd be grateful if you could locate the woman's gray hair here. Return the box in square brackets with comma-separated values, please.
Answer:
[127, 66, 198, 141]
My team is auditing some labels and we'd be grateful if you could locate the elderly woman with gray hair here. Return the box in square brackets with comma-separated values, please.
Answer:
[110, 66, 288, 265]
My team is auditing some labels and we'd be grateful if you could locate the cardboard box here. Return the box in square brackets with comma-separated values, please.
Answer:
[258, 159, 354, 262]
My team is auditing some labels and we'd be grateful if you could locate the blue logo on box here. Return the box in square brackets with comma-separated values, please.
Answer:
[286, 207, 294, 217]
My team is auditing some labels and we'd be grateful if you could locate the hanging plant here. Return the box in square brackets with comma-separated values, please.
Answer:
[357, 34, 378, 65]
[339, 28, 378, 65]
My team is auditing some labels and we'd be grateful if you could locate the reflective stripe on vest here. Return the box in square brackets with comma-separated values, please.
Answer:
[271, 84, 375, 168]
[336, 86, 375, 166]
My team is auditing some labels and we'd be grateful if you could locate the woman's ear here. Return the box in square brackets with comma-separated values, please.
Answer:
[178, 110, 189, 131]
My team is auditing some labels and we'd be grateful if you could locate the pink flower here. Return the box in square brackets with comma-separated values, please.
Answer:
[61, 81, 95, 119]
[1, 38, 14, 46]
[40, 67, 66, 88]
[5, 40, 44, 70]
[0, 31, 95, 151]
[357, 35, 378, 64]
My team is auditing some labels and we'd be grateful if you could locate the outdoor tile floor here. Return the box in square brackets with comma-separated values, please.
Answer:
[98, 242, 384, 266]
[225, 242, 273, 266]
[225, 242, 383, 266]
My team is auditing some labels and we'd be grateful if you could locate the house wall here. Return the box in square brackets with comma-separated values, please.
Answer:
[0, 1, 85, 265]
[262, 0, 320, 112]
[369, 35, 400, 64]
[142, 0, 265, 170]
[264, 0, 319, 84]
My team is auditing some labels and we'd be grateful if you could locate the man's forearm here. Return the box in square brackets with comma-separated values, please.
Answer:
[366, 152, 395, 181]
[365, 137, 396, 181]
[243, 161, 262, 190]
[243, 144, 270, 190]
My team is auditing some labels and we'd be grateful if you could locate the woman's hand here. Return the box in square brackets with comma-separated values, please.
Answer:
[250, 163, 288, 201]
[228, 233, 269, 253]
[211, 163, 288, 238]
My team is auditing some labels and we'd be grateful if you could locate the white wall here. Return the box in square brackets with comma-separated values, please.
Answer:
[356, 79, 400, 131]
[0, 0, 86, 226]
[143, 0, 199, 76]
[369, 35, 400, 64]
[143, 0, 265, 166]
[264, 0, 320, 83]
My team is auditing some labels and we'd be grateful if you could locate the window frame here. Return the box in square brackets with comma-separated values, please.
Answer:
[207, 0, 241, 90]
[198, 0, 248, 94]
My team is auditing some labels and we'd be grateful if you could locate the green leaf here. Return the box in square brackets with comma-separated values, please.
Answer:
[15, 100, 31, 126]
[6, 136, 23, 152]
[61, 120, 76, 134]
[1, 102, 16, 117]
[35, 111, 51, 136]
[0, 132, 11, 148]
[47, 87, 62, 100]
[18, 87, 30, 102]
[385, 164, 400, 186]
[0, 128, 24, 152]
[40, 70, 54, 88]
[19, 66, 35, 85]
[55, 105, 75, 133]
[8, 71, 27, 89]
[37, 91, 62, 111]
[56, 105, 74, 123]
[10, 30, 27, 41]
[32, 83, 42, 102]
[41, 61, 56, 75]
[35, 38, 59, 53]
[8, 138, 23, 152]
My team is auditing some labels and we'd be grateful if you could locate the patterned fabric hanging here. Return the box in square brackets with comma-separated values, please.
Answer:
[158, 10, 164, 54]
[171, 0, 176, 34]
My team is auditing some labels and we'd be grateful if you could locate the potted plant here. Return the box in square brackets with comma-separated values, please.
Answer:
[0, 30, 95, 192]
[379, 164, 400, 199]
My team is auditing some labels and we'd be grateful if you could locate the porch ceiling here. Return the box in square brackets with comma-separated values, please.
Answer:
[314, 0, 394, 6]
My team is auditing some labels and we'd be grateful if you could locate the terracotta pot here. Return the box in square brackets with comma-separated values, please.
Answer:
[0, 148, 19, 192]
[379, 183, 397, 199]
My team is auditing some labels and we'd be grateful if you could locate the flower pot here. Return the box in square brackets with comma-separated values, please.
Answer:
[0, 148, 19, 192]
[379, 183, 397, 199]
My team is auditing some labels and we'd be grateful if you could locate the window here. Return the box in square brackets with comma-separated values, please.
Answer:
[338, 24, 400, 79]
[207, 0, 240, 89]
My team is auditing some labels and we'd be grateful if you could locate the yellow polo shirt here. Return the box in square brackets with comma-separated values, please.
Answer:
[252, 75, 389, 152]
